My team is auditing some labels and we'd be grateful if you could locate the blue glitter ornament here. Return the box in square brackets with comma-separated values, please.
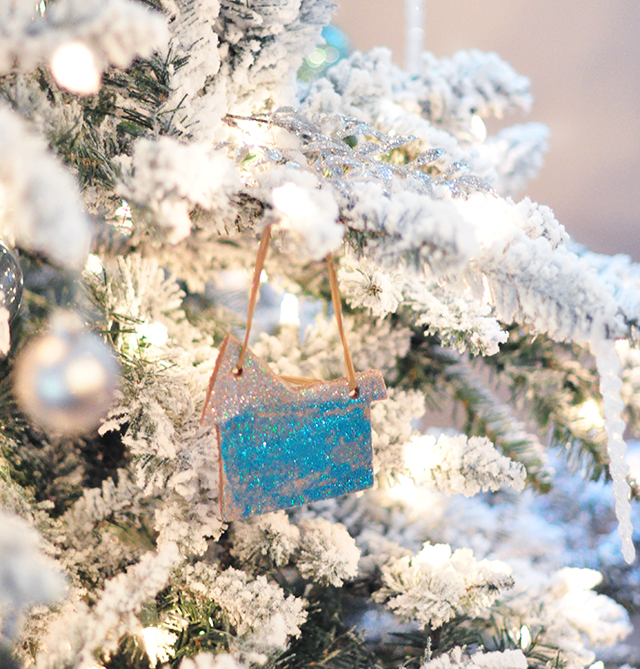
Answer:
[201, 334, 386, 521]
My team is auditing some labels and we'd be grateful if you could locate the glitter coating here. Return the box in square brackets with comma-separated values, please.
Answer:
[201, 334, 387, 521]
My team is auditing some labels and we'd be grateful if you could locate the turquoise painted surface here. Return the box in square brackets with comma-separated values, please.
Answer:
[219, 396, 373, 519]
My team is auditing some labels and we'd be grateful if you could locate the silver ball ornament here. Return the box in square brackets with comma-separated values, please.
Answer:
[0, 239, 23, 321]
[14, 312, 120, 436]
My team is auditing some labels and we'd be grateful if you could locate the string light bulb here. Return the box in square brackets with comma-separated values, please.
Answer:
[280, 292, 299, 326]
[576, 398, 605, 429]
[470, 114, 488, 143]
[51, 42, 101, 95]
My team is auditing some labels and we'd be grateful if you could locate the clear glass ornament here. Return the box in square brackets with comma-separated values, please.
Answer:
[13, 311, 120, 436]
[0, 239, 23, 321]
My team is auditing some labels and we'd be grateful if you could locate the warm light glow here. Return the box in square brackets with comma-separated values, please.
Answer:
[560, 567, 602, 592]
[577, 399, 605, 429]
[65, 357, 108, 396]
[85, 254, 103, 274]
[455, 192, 511, 240]
[470, 114, 487, 143]
[272, 182, 309, 218]
[126, 321, 169, 353]
[138, 321, 169, 347]
[242, 125, 268, 148]
[51, 42, 101, 95]
[324, 46, 340, 64]
[403, 437, 439, 479]
[280, 293, 299, 325]
[308, 48, 326, 66]
[37, 336, 68, 366]
[519, 625, 532, 650]
[386, 474, 422, 505]
[416, 542, 453, 568]
[142, 627, 161, 667]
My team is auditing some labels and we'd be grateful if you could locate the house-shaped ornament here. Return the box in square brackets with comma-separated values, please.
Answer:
[201, 333, 387, 521]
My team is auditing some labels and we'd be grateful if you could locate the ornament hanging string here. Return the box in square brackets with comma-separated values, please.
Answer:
[234, 226, 359, 396]
[234, 224, 272, 375]
[326, 252, 358, 396]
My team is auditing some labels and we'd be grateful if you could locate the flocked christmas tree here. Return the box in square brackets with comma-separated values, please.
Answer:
[2, 0, 640, 668]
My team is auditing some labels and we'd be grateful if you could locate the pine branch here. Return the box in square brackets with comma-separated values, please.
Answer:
[441, 350, 552, 492]
[395, 327, 553, 491]
[391, 611, 565, 669]
[483, 326, 610, 482]
[276, 590, 381, 669]
[104, 635, 151, 669]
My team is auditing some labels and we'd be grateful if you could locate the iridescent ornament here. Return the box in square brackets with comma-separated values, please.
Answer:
[201, 333, 387, 521]
[0, 239, 23, 321]
[13, 312, 120, 436]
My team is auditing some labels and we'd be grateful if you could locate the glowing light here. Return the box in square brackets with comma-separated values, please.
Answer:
[65, 357, 108, 396]
[519, 625, 532, 650]
[403, 437, 439, 479]
[260, 269, 268, 283]
[589, 662, 604, 669]
[385, 474, 446, 517]
[615, 338, 630, 354]
[142, 627, 161, 667]
[280, 293, 299, 325]
[455, 192, 511, 240]
[85, 254, 103, 274]
[415, 542, 453, 568]
[386, 474, 422, 505]
[470, 114, 487, 143]
[126, 321, 169, 353]
[577, 399, 605, 429]
[560, 567, 602, 591]
[324, 46, 340, 64]
[51, 42, 101, 95]
[141, 626, 177, 667]
[138, 321, 169, 347]
[272, 182, 309, 218]
[308, 48, 327, 67]
[242, 125, 268, 148]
